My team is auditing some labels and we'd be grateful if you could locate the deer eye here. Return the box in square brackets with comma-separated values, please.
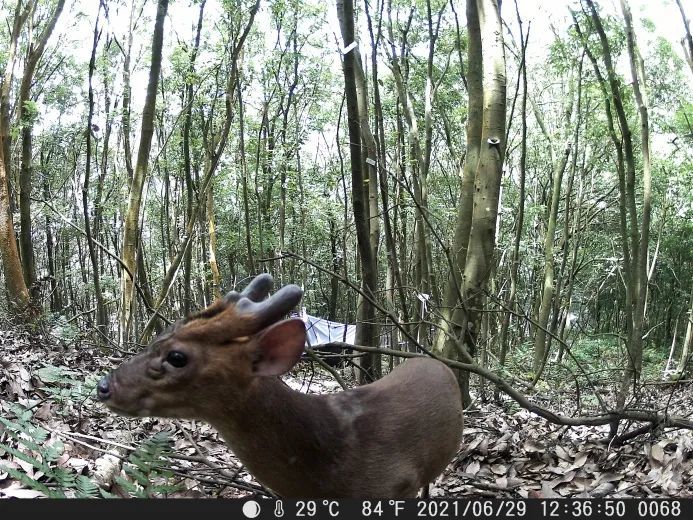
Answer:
[166, 351, 188, 368]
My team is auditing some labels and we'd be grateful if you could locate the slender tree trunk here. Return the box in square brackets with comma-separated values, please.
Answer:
[0, 1, 32, 314]
[576, 0, 652, 438]
[557, 148, 588, 361]
[620, 0, 652, 381]
[207, 180, 222, 301]
[179, 0, 205, 314]
[460, 0, 506, 352]
[84, 8, 107, 337]
[348, 14, 381, 366]
[432, 0, 485, 405]
[431, 0, 506, 405]
[93, 35, 114, 291]
[675, 285, 693, 377]
[498, 15, 529, 367]
[675, 0, 693, 76]
[365, 1, 409, 333]
[531, 142, 571, 376]
[17, 0, 65, 304]
[139, 2, 258, 340]
[237, 79, 255, 274]
[42, 160, 61, 312]
[336, 0, 381, 383]
[120, 0, 168, 344]
[385, 0, 440, 345]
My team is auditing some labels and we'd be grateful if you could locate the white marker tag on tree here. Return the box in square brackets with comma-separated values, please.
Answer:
[365, 157, 376, 166]
[341, 41, 357, 54]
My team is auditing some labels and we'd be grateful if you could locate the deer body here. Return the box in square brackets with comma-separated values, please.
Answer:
[210, 357, 461, 497]
[98, 275, 463, 498]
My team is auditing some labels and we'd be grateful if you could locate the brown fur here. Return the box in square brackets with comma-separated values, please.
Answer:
[99, 281, 463, 498]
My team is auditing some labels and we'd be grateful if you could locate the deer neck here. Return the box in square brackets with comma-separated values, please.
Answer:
[201, 376, 348, 496]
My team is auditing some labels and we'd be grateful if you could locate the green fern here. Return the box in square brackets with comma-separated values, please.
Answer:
[114, 430, 182, 498]
[75, 475, 100, 498]
[0, 429, 60, 477]
[34, 363, 100, 407]
[0, 405, 99, 498]
[1, 406, 184, 499]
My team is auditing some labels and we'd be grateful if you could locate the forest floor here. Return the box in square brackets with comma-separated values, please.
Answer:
[0, 326, 692, 499]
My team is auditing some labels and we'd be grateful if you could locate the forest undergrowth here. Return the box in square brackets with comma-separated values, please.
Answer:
[1, 326, 691, 498]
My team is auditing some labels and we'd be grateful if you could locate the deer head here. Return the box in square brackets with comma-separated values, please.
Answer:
[97, 274, 305, 421]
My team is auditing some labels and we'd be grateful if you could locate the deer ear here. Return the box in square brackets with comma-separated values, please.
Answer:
[251, 319, 306, 376]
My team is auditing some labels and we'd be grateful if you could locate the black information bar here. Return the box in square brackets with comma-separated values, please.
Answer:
[0, 498, 689, 520]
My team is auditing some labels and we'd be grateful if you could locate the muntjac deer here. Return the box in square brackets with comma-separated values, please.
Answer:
[97, 274, 463, 498]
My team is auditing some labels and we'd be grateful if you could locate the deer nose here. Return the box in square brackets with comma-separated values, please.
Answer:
[97, 376, 111, 401]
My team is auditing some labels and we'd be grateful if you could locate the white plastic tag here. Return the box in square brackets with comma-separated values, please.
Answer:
[341, 41, 358, 54]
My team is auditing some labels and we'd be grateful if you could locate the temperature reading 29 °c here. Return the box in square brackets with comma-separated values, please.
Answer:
[296, 500, 339, 517]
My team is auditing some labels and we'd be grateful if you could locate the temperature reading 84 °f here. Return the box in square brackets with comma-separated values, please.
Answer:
[296, 500, 339, 517]
[362, 501, 385, 516]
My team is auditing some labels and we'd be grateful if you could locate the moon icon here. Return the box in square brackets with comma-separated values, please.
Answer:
[242, 500, 261, 518]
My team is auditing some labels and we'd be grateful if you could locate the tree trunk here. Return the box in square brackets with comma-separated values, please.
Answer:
[207, 180, 222, 301]
[532, 142, 571, 377]
[84, 7, 107, 337]
[17, 0, 65, 304]
[179, 0, 205, 313]
[139, 2, 258, 340]
[120, 0, 168, 344]
[432, 0, 495, 405]
[676, 0, 693, 76]
[498, 15, 529, 368]
[453, 0, 506, 401]
[385, 0, 440, 346]
[237, 79, 255, 274]
[336, 0, 381, 383]
[620, 0, 652, 383]
[364, 0, 409, 334]
[577, 0, 652, 438]
[0, 1, 33, 315]
[675, 285, 693, 377]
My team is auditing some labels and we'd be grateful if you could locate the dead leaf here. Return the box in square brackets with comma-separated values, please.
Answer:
[465, 460, 480, 475]
[649, 443, 665, 465]
[490, 463, 507, 475]
[555, 445, 570, 461]
[540, 481, 560, 498]
[548, 470, 576, 487]
[14, 456, 35, 477]
[0, 483, 47, 499]
[18, 366, 30, 381]
[570, 452, 589, 469]
[590, 482, 616, 497]
[33, 402, 53, 421]
[523, 439, 545, 453]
